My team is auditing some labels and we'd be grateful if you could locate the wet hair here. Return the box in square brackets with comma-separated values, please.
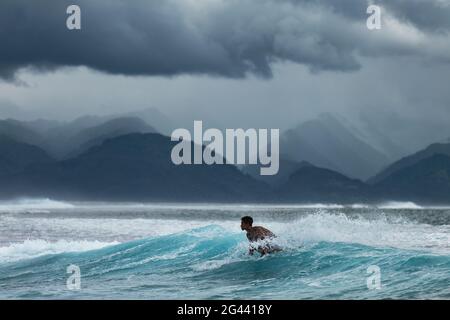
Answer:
[241, 216, 253, 226]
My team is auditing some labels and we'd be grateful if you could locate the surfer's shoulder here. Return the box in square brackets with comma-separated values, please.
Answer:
[255, 226, 275, 236]
[246, 226, 275, 242]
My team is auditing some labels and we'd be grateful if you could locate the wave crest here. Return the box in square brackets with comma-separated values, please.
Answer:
[0, 239, 118, 263]
[0, 198, 75, 212]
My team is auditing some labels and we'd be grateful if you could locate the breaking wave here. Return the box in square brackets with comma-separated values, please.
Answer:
[1, 212, 449, 299]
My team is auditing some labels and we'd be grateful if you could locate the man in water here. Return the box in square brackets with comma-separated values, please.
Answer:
[240, 216, 281, 256]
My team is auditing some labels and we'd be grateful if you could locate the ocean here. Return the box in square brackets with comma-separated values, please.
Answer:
[0, 199, 449, 299]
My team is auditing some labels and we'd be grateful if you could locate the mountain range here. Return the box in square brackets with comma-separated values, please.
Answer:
[0, 133, 268, 202]
[280, 113, 394, 180]
[0, 111, 449, 204]
[368, 142, 450, 184]
[0, 135, 54, 177]
[0, 111, 162, 159]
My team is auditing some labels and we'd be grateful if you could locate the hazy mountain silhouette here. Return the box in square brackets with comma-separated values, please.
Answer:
[1, 133, 268, 202]
[369, 143, 450, 184]
[0, 116, 106, 158]
[120, 108, 174, 135]
[358, 111, 409, 161]
[0, 119, 44, 147]
[0, 115, 158, 159]
[0, 135, 54, 177]
[373, 154, 450, 204]
[63, 117, 156, 158]
[281, 114, 389, 179]
[281, 113, 390, 180]
[1, 113, 450, 204]
[41, 115, 143, 157]
[276, 163, 371, 203]
[242, 158, 309, 187]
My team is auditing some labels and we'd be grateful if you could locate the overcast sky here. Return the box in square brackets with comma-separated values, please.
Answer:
[1, 0, 450, 150]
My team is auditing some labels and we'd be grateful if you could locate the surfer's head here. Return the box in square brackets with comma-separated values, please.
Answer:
[241, 216, 253, 231]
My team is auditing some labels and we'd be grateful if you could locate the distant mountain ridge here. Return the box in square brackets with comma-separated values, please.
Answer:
[242, 158, 310, 187]
[63, 117, 156, 158]
[0, 135, 54, 177]
[0, 113, 160, 159]
[276, 163, 371, 203]
[1, 133, 268, 202]
[0, 113, 450, 204]
[281, 113, 390, 180]
[0, 119, 45, 147]
[368, 143, 450, 184]
[373, 154, 450, 204]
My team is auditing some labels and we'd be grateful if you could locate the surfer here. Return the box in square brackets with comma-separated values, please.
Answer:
[240, 216, 281, 256]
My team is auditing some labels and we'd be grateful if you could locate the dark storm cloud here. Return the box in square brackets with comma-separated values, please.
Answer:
[287, 0, 450, 32]
[1, 0, 449, 80]
[381, 0, 450, 33]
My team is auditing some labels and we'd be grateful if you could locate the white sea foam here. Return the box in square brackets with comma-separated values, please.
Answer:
[0, 198, 75, 212]
[194, 212, 450, 271]
[0, 204, 449, 265]
[0, 239, 118, 263]
[0, 200, 434, 214]
[377, 201, 423, 209]
[349, 204, 371, 209]
[266, 212, 450, 254]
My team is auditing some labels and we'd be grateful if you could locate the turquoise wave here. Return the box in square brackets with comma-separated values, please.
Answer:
[1, 225, 449, 299]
